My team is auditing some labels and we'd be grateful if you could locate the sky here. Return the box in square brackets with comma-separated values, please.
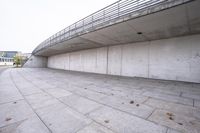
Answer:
[0, 0, 117, 53]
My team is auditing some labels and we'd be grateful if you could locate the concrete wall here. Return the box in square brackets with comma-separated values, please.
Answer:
[24, 55, 47, 68]
[48, 34, 200, 83]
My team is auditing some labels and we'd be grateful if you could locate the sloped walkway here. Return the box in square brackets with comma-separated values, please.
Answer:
[0, 68, 200, 133]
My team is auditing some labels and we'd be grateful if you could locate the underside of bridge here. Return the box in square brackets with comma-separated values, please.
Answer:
[24, 0, 200, 83]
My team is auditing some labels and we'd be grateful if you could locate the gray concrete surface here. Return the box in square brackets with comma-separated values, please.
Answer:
[25, 0, 200, 84]
[48, 34, 200, 83]
[0, 68, 200, 133]
[34, 0, 200, 56]
[23, 55, 47, 68]
[0, 66, 9, 74]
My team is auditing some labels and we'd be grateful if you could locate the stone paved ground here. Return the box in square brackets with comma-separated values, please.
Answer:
[0, 68, 200, 133]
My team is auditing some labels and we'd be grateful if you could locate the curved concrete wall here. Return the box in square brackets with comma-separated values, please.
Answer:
[48, 34, 200, 83]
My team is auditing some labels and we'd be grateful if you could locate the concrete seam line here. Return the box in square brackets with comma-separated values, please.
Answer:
[9, 69, 53, 133]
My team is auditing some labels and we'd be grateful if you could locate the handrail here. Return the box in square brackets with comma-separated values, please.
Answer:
[33, 0, 192, 55]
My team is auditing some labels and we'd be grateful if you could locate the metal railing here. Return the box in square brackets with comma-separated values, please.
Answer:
[33, 0, 191, 54]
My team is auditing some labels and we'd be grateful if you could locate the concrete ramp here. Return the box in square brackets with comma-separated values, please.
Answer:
[23, 55, 47, 68]
[26, 0, 200, 83]
[33, 0, 199, 56]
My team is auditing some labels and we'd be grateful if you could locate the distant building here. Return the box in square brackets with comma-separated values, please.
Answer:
[0, 51, 18, 66]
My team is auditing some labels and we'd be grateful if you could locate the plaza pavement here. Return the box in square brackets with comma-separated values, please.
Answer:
[0, 68, 200, 133]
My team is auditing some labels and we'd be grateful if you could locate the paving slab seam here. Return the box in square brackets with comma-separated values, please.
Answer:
[15, 70, 103, 130]
[146, 116, 174, 132]
[165, 128, 169, 133]
[18, 68, 200, 132]
[62, 89, 156, 123]
[22, 92, 45, 97]
[43, 80, 199, 131]
[20, 69, 200, 100]
[84, 106, 103, 116]
[0, 99, 24, 106]
[23, 68, 200, 88]
[25, 71, 149, 104]
[82, 119, 118, 133]
[165, 128, 181, 133]
[20, 70, 157, 122]
[17, 70, 159, 127]
[141, 93, 194, 107]
[20, 69, 111, 99]
[146, 107, 156, 120]
[141, 96, 151, 104]
[0, 118, 27, 129]
[193, 99, 195, 107]
[141, 89, 183, 99]
[16, 70, 57, 92]
[19, 69, 200, 100]
[16, 82, 114, 133]
[9, 69, 53, 133]
[73, 122, 93, 133]
[73, 121, 118, 133]
[179, 91, 183, 97]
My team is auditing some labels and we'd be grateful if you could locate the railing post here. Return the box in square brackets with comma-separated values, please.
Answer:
[83, 20, 84, 31]
[103, 10, 105, 23]
[118, 1, 119, 17]
[75, 23, 77, 34]
[69, 26, 71, 38]
[63, 29, 66, 39]
[59, 32, 61, 42]
[92, 16, 93, 28]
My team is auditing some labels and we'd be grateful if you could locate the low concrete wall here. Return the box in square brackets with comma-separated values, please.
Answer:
[48, 34, 200, 83]
[0, 62, 13, 66]
[24, 55, 47, 68]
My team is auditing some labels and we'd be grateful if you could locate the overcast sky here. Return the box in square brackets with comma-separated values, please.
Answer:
[0, 0, 117, 53]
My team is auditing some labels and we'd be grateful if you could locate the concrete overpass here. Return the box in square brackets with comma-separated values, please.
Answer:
[24, 0, 200, 83]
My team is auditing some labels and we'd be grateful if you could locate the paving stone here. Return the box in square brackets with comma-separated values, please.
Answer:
[35, 102, 67, 116]
[25, 92, 61, 109]
[167, 128, 182, 133]
[87, 85, 144, 99]
[74, 89, 107, 101]
[194, 100, 200, 109]
[0, 100, 34, 127]
[0, 88, 23, 104]
[88, 106, 167, 133]
[36, 103, 92, 133]
[142, 86, 181, 96]
[139, 81, 167, 88]
[58, 83, 81, 92]
[34, 82, 57, 90]
[145, 98, 200, 119]
[44, 88, 72, 98]
[112, 84, 141, 90]
[18, 86, 43, 96]
[45, 80, 67, 87]
[15, 82, 36, 89]
[100, 96, 153, 119]
[174, 86, 200, 94]
[192, 84, 200, 89]
[59, 94, 102, 114]
[2, 68, 200, 133]
[143, 91, 193, 106]
[0, 115, 50, 133]
[148, 109, 200, 133]
[77, 122, 115, 133]
[182, 92, 200, 100]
